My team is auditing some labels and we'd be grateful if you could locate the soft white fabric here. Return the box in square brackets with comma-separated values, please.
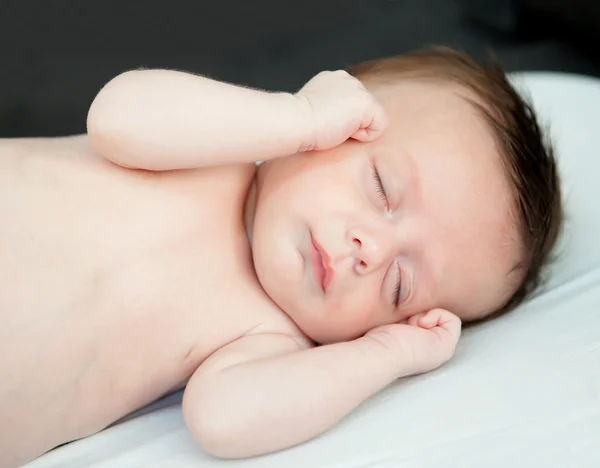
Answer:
[27, 72, 600, 468]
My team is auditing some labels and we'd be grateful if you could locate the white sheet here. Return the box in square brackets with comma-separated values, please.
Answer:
[26, 72, 600, 468]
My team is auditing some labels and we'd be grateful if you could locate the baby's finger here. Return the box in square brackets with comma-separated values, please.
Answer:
[407, 312, 426, 327]
[350, 104, 388, 142]
[349, 119, 386, 142]
[417, 311, 439, 329]
[427, 308, 462, 340]
[350, 127, 373, 142]
[369, 102, 389, 135]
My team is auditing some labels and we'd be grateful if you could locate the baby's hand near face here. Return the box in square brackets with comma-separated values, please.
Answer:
[295, 70, 389, 152]
[364, 309, 462, 377]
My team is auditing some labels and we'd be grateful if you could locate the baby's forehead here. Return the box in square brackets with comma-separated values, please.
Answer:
[380, 80, 488, 124]
[369, 75, 472, 99]
[374, 83, 502, 167]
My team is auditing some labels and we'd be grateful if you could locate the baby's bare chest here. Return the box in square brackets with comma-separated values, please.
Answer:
[0, 136, 277, 441]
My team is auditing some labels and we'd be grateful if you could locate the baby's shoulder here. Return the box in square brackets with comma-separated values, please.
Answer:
[227, 273, 311, 343]
[190, 270, 313, 364]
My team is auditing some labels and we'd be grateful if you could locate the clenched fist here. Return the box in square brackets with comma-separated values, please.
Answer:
[364, 308, 462, 377]
[295, 70, 389, 152]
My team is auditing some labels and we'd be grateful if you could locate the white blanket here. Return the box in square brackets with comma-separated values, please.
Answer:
[27, 72, 600, 468]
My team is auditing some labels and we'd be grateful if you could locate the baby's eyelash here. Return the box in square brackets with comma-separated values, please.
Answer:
[370, 164, 388, 205]
[392, 262, 402, 307]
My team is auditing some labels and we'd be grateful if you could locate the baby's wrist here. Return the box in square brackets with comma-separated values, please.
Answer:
[289, 92, 317, 153]
[356, 334, 414, 381]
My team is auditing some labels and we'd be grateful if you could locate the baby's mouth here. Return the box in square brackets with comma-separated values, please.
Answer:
[311, 236, 334, 293]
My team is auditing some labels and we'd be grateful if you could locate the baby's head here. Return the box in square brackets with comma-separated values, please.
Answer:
[248, 47, 562, 344]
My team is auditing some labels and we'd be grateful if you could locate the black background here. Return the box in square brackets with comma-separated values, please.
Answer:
[1, 0, 599, 137]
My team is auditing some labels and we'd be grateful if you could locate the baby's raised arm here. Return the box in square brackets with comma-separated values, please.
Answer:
[183, 309, 460, 458]
[86, 69, 387, 171]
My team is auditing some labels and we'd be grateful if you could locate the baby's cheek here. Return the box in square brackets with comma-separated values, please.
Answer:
[326, 292, 379, 329]
[264, 164, 298, 198]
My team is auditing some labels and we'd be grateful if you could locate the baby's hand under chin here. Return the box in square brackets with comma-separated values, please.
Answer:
[364, 308, 462, 377]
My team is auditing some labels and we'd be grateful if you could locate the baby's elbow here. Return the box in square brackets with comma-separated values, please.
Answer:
[183, 389, 254, 459]
[86, 70, 147, 168]
[86, 112, 128, 169]
[87, 71, 131, 133]
[187, 416, 241, 459]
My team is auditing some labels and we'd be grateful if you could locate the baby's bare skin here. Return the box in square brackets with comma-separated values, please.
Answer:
[0, 67, 511, 466]
[0, 135, 299, 465]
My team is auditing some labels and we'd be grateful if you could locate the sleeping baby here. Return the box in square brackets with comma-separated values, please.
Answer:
[0, 47, 562, 467]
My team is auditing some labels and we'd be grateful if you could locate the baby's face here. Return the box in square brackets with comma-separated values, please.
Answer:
[250, 80, 522, 344]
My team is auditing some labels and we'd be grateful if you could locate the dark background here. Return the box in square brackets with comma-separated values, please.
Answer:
[1, 0, 599, 138]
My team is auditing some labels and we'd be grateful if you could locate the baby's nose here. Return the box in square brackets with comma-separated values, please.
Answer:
[349, 228, 392, 274]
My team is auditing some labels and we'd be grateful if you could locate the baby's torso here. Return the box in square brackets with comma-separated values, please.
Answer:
[0, 135, 295, 461]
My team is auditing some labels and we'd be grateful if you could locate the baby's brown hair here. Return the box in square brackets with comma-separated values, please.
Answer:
[347, 46, 563, 321]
